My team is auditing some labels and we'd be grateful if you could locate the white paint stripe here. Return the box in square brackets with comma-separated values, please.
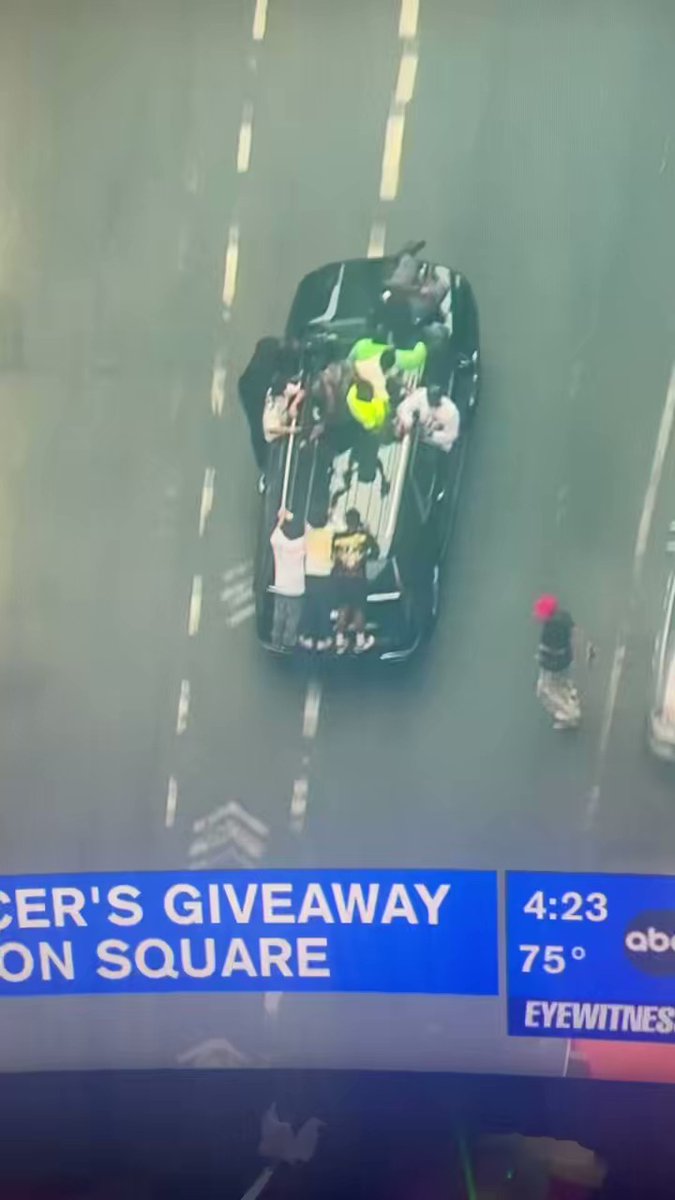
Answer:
[587, 361, 675, 823]
[176, 679, 190, 734]
[303, 678, 322, 739]
[633, 361, 675, 579]
[199, 467, 216, 536]
[240, 1167, 276, 1200]
[263, 991, 283, 1019]
[398, 0, 419, 39]
[379, 112, 406, 201]
[252, 0, 268, 41]
[222, 224, 240, 307]
[367, 219, 386, 258]
[395, 50, 418, 105]
[237, 104, 254, 173]
[223, 560, 253, 583]
[290, 776, 308, 832]
[188, 575, 203, 636]
[221, 580, 253, 603]
[227, 602, 255, 628]
[211, 363, 226, 415]
[587, 642, 625, 824]
[165, 776, 178, 828]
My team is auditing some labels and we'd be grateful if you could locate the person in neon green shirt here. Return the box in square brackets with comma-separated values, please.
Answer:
[346, 378, 389, 432]
[349, 336, 427, 374]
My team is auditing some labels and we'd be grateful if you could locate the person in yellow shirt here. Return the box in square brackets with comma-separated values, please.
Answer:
[298, 505, 336, 652]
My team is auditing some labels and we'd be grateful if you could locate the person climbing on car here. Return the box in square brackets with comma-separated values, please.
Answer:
[263, 378, 305, 443]
[298, 502, 336, 653]
[269, 508, 306, 651]
[533, 594, 583, 730]
[332, 508, 379, 655]
[238, 338, 299, 488]
[395, 383, 461, 453]
[382, 239, 449, 339]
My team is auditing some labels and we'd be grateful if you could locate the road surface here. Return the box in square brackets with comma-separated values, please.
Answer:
[0, 0, 674, 1071]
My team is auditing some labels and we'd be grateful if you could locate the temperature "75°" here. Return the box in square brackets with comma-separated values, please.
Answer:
[519, 944, 586, 974]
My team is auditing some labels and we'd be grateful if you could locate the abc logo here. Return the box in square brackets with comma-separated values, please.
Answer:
[624, 910, 675, 976]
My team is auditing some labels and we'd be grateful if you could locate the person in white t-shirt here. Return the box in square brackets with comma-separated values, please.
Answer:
[395, 384, 460, 453]
[263, 381, 305, 444]
[270, 508, 306, 649]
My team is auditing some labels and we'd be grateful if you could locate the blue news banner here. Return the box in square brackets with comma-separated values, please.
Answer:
[507, 872, 675, 1043]
[0, 870, 498, 997]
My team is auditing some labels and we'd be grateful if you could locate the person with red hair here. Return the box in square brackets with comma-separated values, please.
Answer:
[533, 594, 581, 729]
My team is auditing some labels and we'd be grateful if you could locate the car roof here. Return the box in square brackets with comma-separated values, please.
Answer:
[286, 256, 455, 344]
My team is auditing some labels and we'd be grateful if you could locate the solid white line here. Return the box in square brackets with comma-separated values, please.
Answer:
[395, 50, 418, 105]
[587, 642, 625, 824]
[211, 361, 226, 415]
[290, 776, 308, 832]
[303, 678, 322, 739]
[199, 467, 216, 537]
[176, 679, 190, 734]
[588, 362, 675, 821]
[188, 575, 203, 636]
[165, 776, 178, 828]
[222, 224, 240, 307]
[379, 112, 406, 201]
[367, 220, 386, 258]
[633, 361, 675, 580]
[399, 0, 419, 39]
[252, 0, 268, 41]
[237, 104, 254, 173]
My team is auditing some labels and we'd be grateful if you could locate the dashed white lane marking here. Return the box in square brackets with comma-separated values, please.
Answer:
[263, 991, 283, 1019]
[176, 679, 190, 734]
[633, 361, 675, 580]
[252, 0, 268, 41]
[588, 361, 675, 823]
[367, 219, 387, 258]
[199, 467, 216, 536]
[379, 112, 406, 201]
[222, 224, 240, 307]
[165, 776, 178, 828]
[211, 360, 226, 415]
[399, 0, 419, 39]
[237, 103, 254, 174]
[302, 678, 322, 739]
[290, 776, 308, 833]
[395, 50, 418, 105]
[188, 575, 203, 636]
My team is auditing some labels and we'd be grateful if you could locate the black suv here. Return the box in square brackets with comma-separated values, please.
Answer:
[254, 254, 480, 662]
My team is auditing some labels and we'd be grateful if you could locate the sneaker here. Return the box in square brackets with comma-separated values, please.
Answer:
[354, 633, 375, 654]
[257, 473, 266, 495]
[335, 632, 348, 655]
[298, 636, 314, 651]
[316, 638, 333, 652]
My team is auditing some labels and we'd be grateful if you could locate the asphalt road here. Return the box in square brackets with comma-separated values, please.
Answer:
[1, 0, 675, 1072]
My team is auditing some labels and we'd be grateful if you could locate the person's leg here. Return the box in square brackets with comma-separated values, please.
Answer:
[299, 582, 316, 648]
[316, 577, 334, 647]
[271, 596, 286, 649]
[283, 596, 302, 648]
[352, 581, 374, 653]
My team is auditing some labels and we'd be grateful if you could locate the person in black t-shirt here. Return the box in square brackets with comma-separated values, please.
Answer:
[533, 594, 581, 730]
